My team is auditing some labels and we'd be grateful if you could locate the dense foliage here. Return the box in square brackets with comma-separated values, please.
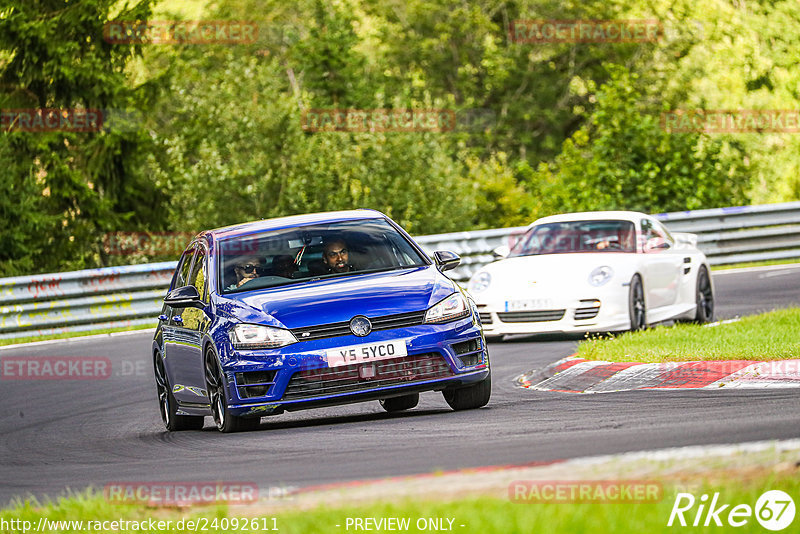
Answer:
[1, 0, 798, 275]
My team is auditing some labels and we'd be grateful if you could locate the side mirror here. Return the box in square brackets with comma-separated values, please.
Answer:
[433, 250, 461, 272]
[492, 245, 510, 260]
[164, 285, 205, 309]
[645, 237, 671, 252]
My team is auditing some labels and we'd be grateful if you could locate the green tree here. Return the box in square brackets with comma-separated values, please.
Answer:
[0, 0, 160, 275]
[144, 49, 476, 235]
[533, 65, 749, 214]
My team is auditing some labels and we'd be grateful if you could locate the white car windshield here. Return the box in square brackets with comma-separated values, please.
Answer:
[510, 220, 637, 256]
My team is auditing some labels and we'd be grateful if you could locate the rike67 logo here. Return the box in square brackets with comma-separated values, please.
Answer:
[668, 490, 795, 530]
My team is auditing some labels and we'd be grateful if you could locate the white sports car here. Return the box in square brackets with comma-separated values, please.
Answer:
[468, 211, 714, 339]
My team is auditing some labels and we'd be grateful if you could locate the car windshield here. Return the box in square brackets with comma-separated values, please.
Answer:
[219, 218, 428, 293]
[510, 220, 636, 256]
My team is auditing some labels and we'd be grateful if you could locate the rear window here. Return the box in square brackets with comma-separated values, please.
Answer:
[219, 218, 428, 293]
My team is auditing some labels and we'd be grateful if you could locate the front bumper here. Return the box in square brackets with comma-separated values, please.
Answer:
[477, 292, 632, 335]
[221, 316, 489, 417]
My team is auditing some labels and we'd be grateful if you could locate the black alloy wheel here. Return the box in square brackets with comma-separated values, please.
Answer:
[629, 275, 647, 331]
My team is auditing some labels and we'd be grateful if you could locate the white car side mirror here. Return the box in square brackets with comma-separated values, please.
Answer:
[492, 245, 510, 259]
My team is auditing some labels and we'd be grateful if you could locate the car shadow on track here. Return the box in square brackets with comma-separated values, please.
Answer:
[495, 332, 589, 343]
[182, 407, 462, 434]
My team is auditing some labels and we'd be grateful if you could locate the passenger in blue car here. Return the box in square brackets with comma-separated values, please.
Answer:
[322, 238, 355, 273]
[227, 256, 262, 290]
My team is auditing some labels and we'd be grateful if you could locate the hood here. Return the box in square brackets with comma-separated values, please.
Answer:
[219, 266, 455, 328]
[473, 253, 640, 293]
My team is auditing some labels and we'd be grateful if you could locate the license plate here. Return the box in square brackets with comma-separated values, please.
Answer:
[505, 299, 554, 311]
[326, 339, 408, 368]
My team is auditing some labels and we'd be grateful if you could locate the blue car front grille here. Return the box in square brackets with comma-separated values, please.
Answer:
[290, 310, 427, 341]
[282, 352, 453, 400]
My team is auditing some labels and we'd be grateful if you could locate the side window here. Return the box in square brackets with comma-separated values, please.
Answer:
[188, 248, 208, 301]
[655, 221, 674, 244]
[172, 247, 196, 290]
[641, 220, 670, 252]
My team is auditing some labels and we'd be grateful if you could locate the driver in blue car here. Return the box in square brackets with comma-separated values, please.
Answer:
[322, 238, 355, 273]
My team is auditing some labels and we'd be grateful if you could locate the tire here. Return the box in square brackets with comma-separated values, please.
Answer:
[379, 393, 419, 412]
[205, 347, 260, 433]
[154, 352, 204, 431]
[628, 274, 647, 331]
[443, 371, 491, 411]
[693, 266, 715, 323]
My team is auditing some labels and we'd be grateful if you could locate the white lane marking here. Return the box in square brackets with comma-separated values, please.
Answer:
[712, 381, 800, 389]
[712, 262, 800, 276]
[759, 269, 796, 278]
[0, 328, 154, 351]
[570, 438, 800, 467]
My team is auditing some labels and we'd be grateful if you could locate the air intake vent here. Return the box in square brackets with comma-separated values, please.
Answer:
[574, 300, 601, 321]
[235, 370, 277, 398]
[497, 310, 565, 323]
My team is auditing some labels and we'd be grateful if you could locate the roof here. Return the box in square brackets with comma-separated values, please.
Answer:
[203, 210, 388, 241]
[530, 210, 651, 226]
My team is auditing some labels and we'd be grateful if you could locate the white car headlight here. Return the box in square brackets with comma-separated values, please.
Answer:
[468, 272, 492, 293]
[588, 266, 614, 287]
[424, 292, 471, 324]
[229, 324, 297, 349]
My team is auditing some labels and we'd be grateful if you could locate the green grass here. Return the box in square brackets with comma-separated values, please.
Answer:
[577, 308, 800, 363]
[2, 473, 797, 533]
[711, 258, 800, 271]
[0, 324, 155, 347]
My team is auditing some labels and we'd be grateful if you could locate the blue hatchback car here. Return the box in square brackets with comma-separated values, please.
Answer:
[152, 210, 491, 432]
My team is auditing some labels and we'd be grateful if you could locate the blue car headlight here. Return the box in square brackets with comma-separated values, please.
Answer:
[229, 324, 297, 349]
[468, 271, 492, 293]
[424, 293, 471, 324]
[588, 266, 614, 287]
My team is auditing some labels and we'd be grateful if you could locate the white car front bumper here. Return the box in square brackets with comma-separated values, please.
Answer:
[477, 292, 632, 335]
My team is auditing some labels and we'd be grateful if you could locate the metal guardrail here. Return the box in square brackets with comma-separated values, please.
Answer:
[2, 202, 800, 340]
[0, 263, 176, 340]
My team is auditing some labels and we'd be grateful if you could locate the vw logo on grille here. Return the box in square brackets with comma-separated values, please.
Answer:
[349, 316, 372, 337]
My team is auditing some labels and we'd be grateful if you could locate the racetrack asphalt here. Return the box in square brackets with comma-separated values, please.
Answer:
[1, 264, 799, 506]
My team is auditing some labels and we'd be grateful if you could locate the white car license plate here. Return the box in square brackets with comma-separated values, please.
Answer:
[326, 339, 408, 368]
[505, 299, 554, 312]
